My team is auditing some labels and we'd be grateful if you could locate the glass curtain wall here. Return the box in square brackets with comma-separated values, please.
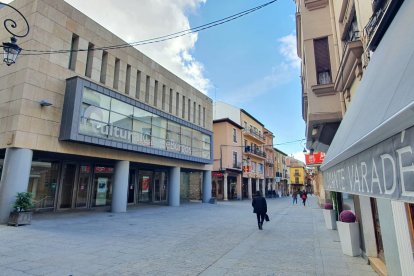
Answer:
[80, 87, 211, 159]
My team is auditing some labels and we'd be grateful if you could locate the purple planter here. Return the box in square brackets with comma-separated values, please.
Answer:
[324, 203, 333, 209]
[339, 210, 356, 223]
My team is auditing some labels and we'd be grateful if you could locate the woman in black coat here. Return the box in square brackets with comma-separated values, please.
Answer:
[252, 190, 267, 230]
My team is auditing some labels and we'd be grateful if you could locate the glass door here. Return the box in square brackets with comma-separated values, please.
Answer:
[138, 170, 153, 203]
[153, 171, 167, 202]
[75, 165, 92, 208]
[128, 170, 136, 204]
[59, 163, 77, 209]
[92, 165, 114, 207]
[371, 198, 385, 262]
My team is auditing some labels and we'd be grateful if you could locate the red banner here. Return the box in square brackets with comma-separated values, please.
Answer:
[305, 152, 325, 165]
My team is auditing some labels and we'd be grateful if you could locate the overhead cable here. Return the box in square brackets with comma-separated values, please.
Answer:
[19, 0, 278, 56]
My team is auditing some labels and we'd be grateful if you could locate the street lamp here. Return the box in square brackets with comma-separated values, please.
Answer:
[1, 2, 30, 66]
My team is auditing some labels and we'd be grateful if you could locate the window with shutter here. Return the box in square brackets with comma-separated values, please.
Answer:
[314, 37, 332, 85]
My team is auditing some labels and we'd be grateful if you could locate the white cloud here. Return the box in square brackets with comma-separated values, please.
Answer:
[64, 0, 210, 94]
[278, 32, 301, 69]
[223, 32, 300, 105]
[292, 151, 306, 164]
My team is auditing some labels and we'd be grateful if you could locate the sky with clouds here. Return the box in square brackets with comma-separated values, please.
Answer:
[67, 0, 306, 162]
[8, 0, 306, 161]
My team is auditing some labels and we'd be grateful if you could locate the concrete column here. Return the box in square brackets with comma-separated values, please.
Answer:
[168, 167, 180, 206]
[359, 196, 378, 257]
[223, 173, 228, 201]
[377, 198, 402, 276]
[0, 148, 33, 224]
[237, 174, 242, 200]
[248, 177, 252, 199]
[391, 200, 414, 275]
[256, 178, 260, 191]
[202, 170, 212, 203]
[111, 161, 129, 213]
[262, 179, 265, 197]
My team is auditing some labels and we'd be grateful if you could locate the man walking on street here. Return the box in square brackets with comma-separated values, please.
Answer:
[252, 190, 267, 230]
[292, 190, 298, 205]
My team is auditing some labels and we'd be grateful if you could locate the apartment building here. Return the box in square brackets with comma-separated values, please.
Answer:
[296, 0, 414, 274]
[274, 148, 289, 196]
[263, 128, 275, 197]
[213, 102, 269, 199]
[212, 118, 243, 200]
[0, 0, 214, 223]
[287, 157, 305, 194]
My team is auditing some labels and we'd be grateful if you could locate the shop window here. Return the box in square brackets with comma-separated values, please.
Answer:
[92, 165, 114, 207]
[28, 161, 59, 209]
[314, 37, 332, 85]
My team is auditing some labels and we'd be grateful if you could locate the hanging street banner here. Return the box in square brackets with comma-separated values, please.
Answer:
[322, 126, 414, 203]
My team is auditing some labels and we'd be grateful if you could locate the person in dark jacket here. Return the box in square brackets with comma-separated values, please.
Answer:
[252, 190, 267, 230]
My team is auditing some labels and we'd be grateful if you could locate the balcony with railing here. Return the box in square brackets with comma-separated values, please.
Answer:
[334, 29, 364, 93]
[363, 0, 403, 52]
[243, 127, 265, 143]
[244, 146, 266, 159]
[232, 162, 242, 170]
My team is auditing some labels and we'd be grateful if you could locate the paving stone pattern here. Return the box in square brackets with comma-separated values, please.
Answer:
[0, 196, 377, 276]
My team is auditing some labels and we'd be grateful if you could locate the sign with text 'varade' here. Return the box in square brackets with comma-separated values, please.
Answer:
[323, 126, 414, 203]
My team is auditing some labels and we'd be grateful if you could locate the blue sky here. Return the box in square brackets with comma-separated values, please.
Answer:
[7, 0, 305, 159]
[187, 1, 305, 157]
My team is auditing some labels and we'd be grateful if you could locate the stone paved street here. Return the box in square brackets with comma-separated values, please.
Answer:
[0, 196, 377, 276]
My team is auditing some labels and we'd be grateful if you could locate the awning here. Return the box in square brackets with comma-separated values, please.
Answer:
[321, 0, 414, 172]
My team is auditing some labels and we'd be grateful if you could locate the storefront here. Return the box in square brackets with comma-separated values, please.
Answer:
[321, 2, 414, 274]
[0, 0, 215, 224]
[212, 171, 240, 200]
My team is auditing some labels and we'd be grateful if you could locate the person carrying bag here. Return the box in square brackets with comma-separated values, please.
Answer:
[252, 191, 268, 230]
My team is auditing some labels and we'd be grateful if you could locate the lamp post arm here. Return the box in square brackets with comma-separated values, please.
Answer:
[1, 2, 30, 38]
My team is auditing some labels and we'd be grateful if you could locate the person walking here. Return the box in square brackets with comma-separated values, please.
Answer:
[252, 190, 267, 230]
[292, 190, 298, 205]
[301, 190, 308, 206]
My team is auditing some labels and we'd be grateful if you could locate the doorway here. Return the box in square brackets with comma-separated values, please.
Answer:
[371, 198, 385, 262]
[153, 171, 167, 202]
[138, 170, 153, 203]
[75, 165, 92, 208]
[137, 170, 168, 203]
[59, 163, 77, 209]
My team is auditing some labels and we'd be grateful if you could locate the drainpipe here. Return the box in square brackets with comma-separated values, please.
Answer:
[329, 0, 341, 72]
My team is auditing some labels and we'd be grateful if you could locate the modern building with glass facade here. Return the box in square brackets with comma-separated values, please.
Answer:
[0, 0, 213, 223]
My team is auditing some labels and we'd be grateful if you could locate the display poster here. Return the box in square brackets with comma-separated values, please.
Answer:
[96, 177, 108, 205]
[142, 176, 150, 193]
